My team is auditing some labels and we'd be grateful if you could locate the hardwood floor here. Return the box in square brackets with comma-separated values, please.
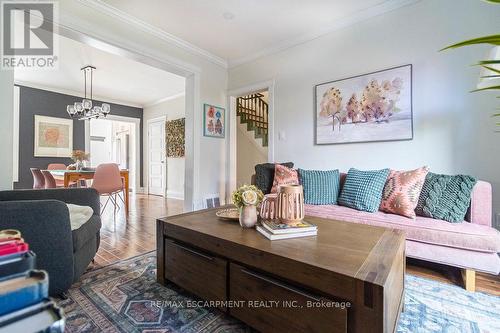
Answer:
[93, 194, 499, 295]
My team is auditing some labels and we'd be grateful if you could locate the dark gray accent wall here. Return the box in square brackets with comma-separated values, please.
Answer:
[15, 85, 143, 189]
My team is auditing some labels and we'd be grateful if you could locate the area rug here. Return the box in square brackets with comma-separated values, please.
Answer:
[57, 251, 500, 333]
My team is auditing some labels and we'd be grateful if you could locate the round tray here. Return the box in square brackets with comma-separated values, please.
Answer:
[215, 208, 240, 220]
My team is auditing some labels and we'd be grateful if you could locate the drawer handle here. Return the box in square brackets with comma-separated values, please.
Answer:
[172, 242, 214, 261]
[240, 268, 322, 302]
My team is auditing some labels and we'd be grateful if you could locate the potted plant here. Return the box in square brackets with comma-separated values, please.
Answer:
[71, 150, 90, 171]
[232, 185, 264, 228]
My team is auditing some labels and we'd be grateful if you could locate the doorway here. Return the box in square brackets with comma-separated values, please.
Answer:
[88, 116, 139, 192]
[227, 81, 275, 199]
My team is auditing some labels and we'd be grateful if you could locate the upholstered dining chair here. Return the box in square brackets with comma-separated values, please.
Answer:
[30, 168, 45, 189]
[41, 170, 57, 189]
[91, 163, 124, 229]
[47, 163, 67, 170]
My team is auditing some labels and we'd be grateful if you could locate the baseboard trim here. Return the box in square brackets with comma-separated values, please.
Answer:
[167, 190, 184, 200]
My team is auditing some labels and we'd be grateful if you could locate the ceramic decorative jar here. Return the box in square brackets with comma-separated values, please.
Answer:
[276, 184, 305, 225]
[260, 193, 278, 220]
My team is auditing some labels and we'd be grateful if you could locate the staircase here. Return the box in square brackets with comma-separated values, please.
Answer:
[236, 93, 269, 147]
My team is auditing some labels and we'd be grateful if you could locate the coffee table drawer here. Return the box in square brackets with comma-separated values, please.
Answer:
[229, 263, 347, 333]
[165, 239, 227, 306]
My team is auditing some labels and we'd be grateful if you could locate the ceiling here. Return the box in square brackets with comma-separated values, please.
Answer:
[98, 0, 416, 67]
[14, 34, 185, 107]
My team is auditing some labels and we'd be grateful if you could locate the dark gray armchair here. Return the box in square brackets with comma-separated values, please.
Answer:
[0, 188, 102, 296]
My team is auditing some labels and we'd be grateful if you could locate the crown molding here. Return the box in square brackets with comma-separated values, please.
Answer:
[228, 0, 421, 68]
[76, 0, 228, 69]
[144, 92, 185, 108]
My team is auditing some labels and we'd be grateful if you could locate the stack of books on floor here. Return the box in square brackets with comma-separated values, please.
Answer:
[257, 220, 318, 240]
[0, 229, 65, 333]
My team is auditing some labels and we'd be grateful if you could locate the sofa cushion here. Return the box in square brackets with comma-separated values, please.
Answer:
[254, 162, 294, 194]
[71, 215, 101, 252]
[305, 204, 500, 253]
[271, 164, 299, 193]
[379, 167, 429, 218]
[415, 172, 477, 223]
[338, 168, 390, 212]
[299, 169, 340, 205]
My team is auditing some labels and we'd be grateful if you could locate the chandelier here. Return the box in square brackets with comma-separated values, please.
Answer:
[66, 65, 110, 120]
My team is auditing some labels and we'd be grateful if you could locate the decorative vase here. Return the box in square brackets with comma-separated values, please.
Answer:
[260, 194, 278, 220]
[277, 184, 305, 225]
[239, 205, 258, 228]
[75, 160, 84, 171]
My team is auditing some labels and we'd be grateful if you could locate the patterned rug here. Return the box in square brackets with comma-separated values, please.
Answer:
[57, 251, 500, 333]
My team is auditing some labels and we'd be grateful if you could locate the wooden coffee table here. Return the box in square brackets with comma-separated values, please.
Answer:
[157, 208, 405, 333]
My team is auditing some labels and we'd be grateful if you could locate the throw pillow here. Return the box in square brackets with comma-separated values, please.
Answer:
[338, 168, 390, 213]
[415, 172, 477, 223]
[254, 162, 294, 194]
[299, 169, 340, 205]
[270, 164, 299, 193]
[379, 167, 429, 218]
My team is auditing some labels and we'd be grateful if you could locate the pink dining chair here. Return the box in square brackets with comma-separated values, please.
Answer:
[47, 163, 67, 187]
[30, 168, 45, 189]
[41, 170, 57, 189]
[47, 163, 66, 170]
[91, 163, 125, 229]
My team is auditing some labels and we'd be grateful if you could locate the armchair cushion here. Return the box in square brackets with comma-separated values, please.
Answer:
[72, 215, 102, 252]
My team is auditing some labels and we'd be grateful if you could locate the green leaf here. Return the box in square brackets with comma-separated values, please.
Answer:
[471, 85, 500, 92]
[483, 0, 500, 3]
[481, 65, 500, 75]
[481, 75, 500, 79]
[492, 113, 500, 117]
[478, 60, 500, 65]
[441, 35, 500, 50]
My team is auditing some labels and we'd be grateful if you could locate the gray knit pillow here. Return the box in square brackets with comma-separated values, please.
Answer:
[415, 172, 477, 223]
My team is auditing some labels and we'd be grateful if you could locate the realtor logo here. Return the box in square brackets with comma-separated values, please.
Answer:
[1, 1, 58, 69]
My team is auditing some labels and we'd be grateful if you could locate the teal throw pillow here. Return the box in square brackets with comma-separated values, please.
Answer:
[338, 168, 390, 212]
[299, 169, 340, 205]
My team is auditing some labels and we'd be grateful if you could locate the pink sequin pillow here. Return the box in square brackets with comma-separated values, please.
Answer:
[380, 167, 429, 218]
[271, 164, 299, 193]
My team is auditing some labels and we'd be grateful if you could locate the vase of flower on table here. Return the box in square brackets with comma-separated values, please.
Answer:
[232, 185, 264, 228]
[71, 150, 90, 171]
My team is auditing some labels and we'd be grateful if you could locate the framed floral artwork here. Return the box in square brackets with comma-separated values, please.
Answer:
[203, 104, 225, 138]
[34, 115, 73, 157]
[315, 64, 413, 145]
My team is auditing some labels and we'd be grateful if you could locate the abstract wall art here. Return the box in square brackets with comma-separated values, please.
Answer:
[34, 115, 73, 157]
[166, 117, 185, 158]
[315, 64, 413, 145]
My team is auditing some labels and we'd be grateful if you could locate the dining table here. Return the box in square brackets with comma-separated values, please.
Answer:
[48, 169, 130, 214]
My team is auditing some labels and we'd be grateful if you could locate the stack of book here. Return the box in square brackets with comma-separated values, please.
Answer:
[256, 220, 318, 240]
[0, 230, 64, 333]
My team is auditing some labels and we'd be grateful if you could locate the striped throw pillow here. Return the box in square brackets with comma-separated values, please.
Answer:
[299, 169, 340, 205]
[338, 168, 390, 212]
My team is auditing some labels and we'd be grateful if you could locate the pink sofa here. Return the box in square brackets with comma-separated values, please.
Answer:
[305, 180, 500, 281]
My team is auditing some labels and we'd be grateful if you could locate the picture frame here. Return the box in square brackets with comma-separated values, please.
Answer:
[203, 103, 225, 138]
[314, 64, 413, 145]
[34, 115, 73, 157]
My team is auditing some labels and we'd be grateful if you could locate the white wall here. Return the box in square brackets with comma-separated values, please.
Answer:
[144, 96, 186, 199]
[237, 125, 267, 186]
[228, 0, 500, 222]
[0, 70, 14, 189]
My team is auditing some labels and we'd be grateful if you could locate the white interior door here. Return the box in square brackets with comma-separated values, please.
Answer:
[148, 119, 166, 196]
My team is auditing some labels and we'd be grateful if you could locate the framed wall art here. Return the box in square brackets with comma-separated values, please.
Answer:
[203, 103, 225, 138]
[315, 64, 412, 145]
[34, 115, 73, 157]
[166, 117, 185, 157]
